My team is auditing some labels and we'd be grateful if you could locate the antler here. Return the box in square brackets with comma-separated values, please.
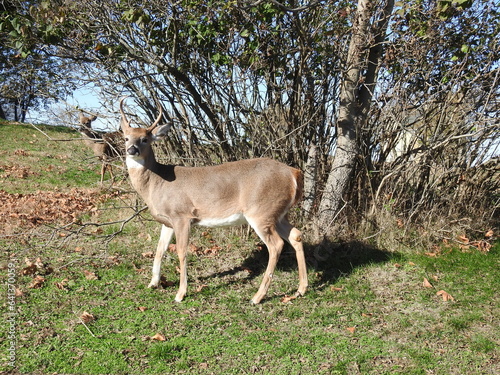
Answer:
[147, 103, 163, 132]
[120, 97, 163, 133]
[119, 97, 131, 131]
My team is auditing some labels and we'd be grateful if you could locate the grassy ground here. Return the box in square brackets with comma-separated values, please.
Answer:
[1, 121, 499, 374]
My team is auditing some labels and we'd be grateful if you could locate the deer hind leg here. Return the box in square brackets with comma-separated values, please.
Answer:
[277, 218, 308, 298]
[148, 225, 174, 288]
[247, 218, 285, 304]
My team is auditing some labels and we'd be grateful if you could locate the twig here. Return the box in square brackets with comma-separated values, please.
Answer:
[74, 311, 96, 338]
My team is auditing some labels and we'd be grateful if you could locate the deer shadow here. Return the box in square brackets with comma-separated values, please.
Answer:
[200, 238, 394, 291]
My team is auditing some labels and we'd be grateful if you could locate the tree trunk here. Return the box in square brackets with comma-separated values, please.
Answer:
[314, 0, 394, 239]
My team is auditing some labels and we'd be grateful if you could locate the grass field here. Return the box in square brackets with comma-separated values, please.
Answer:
[1, 120, 499, 374]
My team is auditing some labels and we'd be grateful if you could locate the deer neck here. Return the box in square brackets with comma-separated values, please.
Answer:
[126, 154, 165, 202]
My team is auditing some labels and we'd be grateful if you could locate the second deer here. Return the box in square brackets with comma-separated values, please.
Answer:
[119, 98, 308, 304]
[78, 110, 124, 184]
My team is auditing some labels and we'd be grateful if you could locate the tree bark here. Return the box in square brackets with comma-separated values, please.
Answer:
[314, 0, 394, 239]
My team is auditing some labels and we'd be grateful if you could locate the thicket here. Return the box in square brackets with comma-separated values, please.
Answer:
[1, 0, 498, 247]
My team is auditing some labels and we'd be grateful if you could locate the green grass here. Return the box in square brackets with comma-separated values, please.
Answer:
[1, 120, 499, 374]
[0, 120, 103, 192]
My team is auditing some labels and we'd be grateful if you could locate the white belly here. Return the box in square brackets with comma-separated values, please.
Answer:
[196, 213, 247, 228]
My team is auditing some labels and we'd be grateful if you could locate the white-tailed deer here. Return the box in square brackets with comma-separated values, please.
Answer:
[119, 98, 308, 303]
[78, 110, 124, 184]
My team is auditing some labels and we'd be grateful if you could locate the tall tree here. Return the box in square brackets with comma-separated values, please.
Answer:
[315, 0, 395, 237]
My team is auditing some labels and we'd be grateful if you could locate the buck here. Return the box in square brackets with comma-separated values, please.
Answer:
[119, 98, 307, 304]
[78, 110, 123, 184]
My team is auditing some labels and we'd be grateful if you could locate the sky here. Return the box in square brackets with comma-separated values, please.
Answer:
[26, 85, 118, 132]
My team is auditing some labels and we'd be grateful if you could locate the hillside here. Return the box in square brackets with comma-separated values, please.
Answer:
[0, 120, 121, 236]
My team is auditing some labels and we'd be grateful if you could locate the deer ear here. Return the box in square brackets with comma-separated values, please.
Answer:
[153, 124, 171, 140]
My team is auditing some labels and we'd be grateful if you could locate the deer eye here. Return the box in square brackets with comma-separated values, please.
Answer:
[125, 137, 129, 142]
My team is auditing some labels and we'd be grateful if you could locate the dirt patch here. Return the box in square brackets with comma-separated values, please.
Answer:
[0, 188, 103, 236]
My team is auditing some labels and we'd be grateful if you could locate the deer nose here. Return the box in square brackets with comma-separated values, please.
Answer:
[127, 145, 140, 156]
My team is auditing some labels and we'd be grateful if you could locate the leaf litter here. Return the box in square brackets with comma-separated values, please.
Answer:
[0, 188, 111, 235]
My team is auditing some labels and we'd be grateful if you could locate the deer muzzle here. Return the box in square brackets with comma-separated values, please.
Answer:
[127, 145, 140, 156]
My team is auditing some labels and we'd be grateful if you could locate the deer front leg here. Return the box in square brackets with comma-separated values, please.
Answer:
[173, 220, 191, 302]
[148, 225, 174, 288]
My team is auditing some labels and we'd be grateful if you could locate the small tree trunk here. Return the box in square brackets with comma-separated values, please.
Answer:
[314, 0, 394, 239]
[302, 142, 318, 217]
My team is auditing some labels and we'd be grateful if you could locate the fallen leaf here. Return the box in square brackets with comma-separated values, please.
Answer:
[361, 313, 373, 318]
[393, 263, 402, 268]
[408, 261, 416, 266]
[159, 276, 175, 288]
[485, 229, 494, 238]
[331, 286, 344, 292]
[54, 281, 68, 291]
[83, 270, 98, 280]
[151, 333, 166, 341]
[196, 284, 208, 293]
[346, 327, 356, 334]
[142, 251, 154, 258]
[423, 278, 433, 288]
[29, 275, 45, 289]
[138, 306, 147, 312]
[471, 240, 491, 253]
[424, 252, 437, 257]
[436, 290, 454, 302]
[80, 311, 95, 323]
[22, 264, 38, 275]
[281, 294, 298, 303]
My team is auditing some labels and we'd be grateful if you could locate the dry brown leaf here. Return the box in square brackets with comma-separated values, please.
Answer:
[80, 311, 95, 323]
[22, 264, 38, 275]
[159, 276, 175, 288]
[361, 313, 373, 318]
[142, 251, 154, 258]
[485, 229, 494, 238]
[346, 327, 356, 334]
[151, 333, 166, 341]
[196, 284, 208, 293]
[281, 294, 298, 303]
[138, 306, 147, 312]
[436, 290, 455, 302]
[424, 252, 437, 257]
[331, 286, 344, 292]
[54, 281, 68, 291]
[471, 240, 491, 253]
[28, 275, 45, 289]
[422, 278, 434, 288]
[83, 270, 98, 281]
